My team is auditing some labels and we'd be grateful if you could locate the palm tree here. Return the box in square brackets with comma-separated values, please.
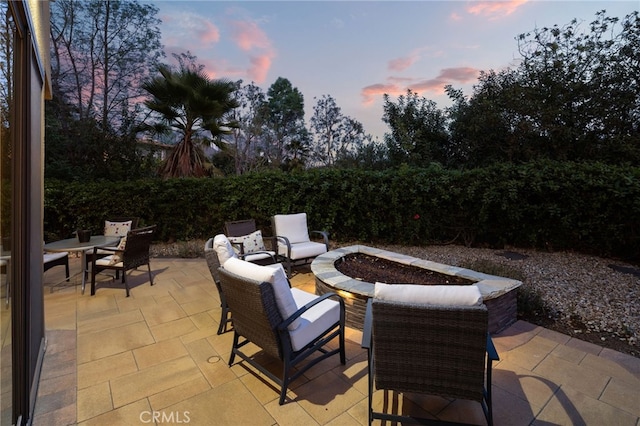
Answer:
[143, 65, 239, 177]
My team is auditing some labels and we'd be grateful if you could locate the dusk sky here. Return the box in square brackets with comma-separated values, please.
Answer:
[154, 1, 639, 140]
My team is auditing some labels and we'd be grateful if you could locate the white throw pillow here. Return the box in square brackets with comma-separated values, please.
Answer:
[374, 282, 483, 306]
[228, 230, 266, 254]
[213, 234, 237, 265]
[223, 257, 300, 330]
[273, 213, 310, 244]
[104, 220, 132, 237]
[109, 236, 127, 265]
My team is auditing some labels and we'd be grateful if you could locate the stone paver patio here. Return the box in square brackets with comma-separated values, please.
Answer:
[33, 256, 640, 425]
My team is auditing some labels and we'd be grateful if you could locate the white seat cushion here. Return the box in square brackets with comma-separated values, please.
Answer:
[96, 256, 123, 268]
[374, 282, 483, 306]
[288, 288, 340, 351]
[213, 234, 237, 265]
[243, 251, 277, 263]
[278, 240, 327, 260]
[273, 213, 311, 244]
[43, 252, 68, 263]
[223, 257, 300, 330]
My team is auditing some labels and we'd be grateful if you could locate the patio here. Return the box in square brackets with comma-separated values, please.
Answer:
[33, 255, 640, 425]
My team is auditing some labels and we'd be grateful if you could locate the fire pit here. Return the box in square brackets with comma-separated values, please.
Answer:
[311, 245, 522, 333]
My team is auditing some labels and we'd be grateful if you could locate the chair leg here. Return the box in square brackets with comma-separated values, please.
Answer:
[217, 301, 230, 335]
[64, 259, 70, 282]
[147, 263, 153, 286]
[123, 271, 130, 297]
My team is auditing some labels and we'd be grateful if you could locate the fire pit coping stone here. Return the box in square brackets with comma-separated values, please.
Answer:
[310, 245, 522, 301]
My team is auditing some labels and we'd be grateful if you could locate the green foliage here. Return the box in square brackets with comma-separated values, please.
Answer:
[44, 161, 640, 263]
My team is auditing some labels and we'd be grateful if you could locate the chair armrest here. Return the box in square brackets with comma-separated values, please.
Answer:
[486, 334, 499, 361]
[92, 246, 118, 255]
[310, 230, 329, 249]
[275, 235, 292, 256]
[278, 292, 345, 331]
[238, 250, 277, 264]
[263, 235, 279, 256]
[361, 298, 373, 349]
[228, 239, 246, 255]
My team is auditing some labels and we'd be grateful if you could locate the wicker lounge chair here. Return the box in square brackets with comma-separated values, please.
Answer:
[90, 225, 155, 297]
[224, 219, 278, 265]
[362, 284, 499, 425]
[203, 235, 233, 334]
[218, 258, 346, 405]
[271, 213, 329, 276]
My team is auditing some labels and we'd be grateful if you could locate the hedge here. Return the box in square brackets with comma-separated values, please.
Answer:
[44, 160, 640, 262]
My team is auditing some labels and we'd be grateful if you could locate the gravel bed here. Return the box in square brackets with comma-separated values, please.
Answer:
[153, 240, 639, 357]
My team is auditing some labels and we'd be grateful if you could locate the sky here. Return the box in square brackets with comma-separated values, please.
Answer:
[153, 0, 639, 141]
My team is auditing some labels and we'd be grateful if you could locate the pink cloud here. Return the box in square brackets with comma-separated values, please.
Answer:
[467, 0, 529, 19]
[361, 67, 480, 105]
[197, 20, 220, 44]
[248, 54, 272, 83]
[230, 20, 271, 51]
[388, 55, 418, 72]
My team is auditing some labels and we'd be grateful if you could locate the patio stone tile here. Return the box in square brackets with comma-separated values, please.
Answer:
[493, 359, 558, 410]
[491, 385, 539, 425]
[77, 308, 145, 335]
[148, 376, 211, 411]
[326, 411, 361, 426]
[600, 377, 640, 417]
[168, 285, 214, 305]
[77, 381, 113, 422]
[115, 295, 160, 312]
[537, 327, 572, 345]
[77, 351, 138, 389]
[149, 316, 197, 342]
[581, 352, 640, 386]
[183, 338, 238, 389]
[139, 299, 187, 327]
[110, 355, 202, 408]
[238, 367, 286, 405]
[550, 341, 589, 364]
[185, 311, 216, 331]
[179, 296, 218, 317]
[294, 369, 366, 425]
[499, 335, 558, 371]
[436, 397, 490, 425]
[532, 353, 610, 399]
[76, 295, 119, 320]
[533, 384, 637, 425]
[132, 337, 189, 370]
[599, 347, 640, 380]
[164, 381, 275, 425]
[77, 321, 154, 364]
[368, 390, 439, 422]
[492, 320, 542, 353]
[564, 336, 604, 356]
[32, 402, 76, 426]
[78, 398, 151, 426]
[264, 397, 320, 426]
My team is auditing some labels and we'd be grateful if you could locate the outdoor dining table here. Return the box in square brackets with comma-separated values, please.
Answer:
[44, 235, 120, 294]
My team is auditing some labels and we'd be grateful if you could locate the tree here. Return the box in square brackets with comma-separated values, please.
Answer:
[447, 10, 640, 167]
[50, 0, 163, 134]
[263, 77, 307, 168]
[142, 64, 239, 178]
[382, 90, 450, 168]
[226, 81, 270, 174]
[309, 95, 367, 167]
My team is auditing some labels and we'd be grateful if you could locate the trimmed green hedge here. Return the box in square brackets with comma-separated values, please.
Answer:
[44, 160, 640, 262]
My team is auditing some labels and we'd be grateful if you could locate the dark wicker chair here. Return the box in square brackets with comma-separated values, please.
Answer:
[85, 217, 140, 277]
[224, 219, 278, 265]
[90, 225, 155, 297]
[271, 213, 329, 276]
[43, 251, 70, 279]
[362, 298, 499, 426]
[218, 265, 346, 405]
[203, 237, 231, 335]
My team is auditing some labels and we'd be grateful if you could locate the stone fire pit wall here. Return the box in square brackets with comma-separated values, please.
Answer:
[311, 245, 522, 334]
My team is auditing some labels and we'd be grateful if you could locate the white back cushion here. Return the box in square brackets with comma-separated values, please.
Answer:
[274, 213, 310, 244]
[223, 258, 300, 330]
[374, 282, 482, 306]
[104, 220, 132, 237]
[213, 234, 237, 265]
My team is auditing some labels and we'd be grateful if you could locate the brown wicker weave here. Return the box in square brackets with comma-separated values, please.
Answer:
[218, 266, 346, 405]
[362, 298, 499, 425]
[203, 243, 230, 335]
[90, 225, 155, 297]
